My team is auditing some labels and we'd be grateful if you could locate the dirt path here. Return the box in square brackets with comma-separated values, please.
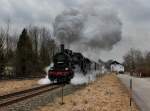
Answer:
[34, 74, 139, 111]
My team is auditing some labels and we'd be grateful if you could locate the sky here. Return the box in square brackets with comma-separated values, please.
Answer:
[0, 0, 150, 62]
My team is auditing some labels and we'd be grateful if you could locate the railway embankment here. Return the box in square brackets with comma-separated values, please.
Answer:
[0, 83, 85, 111]
[0, 74, 140, 111]
[0, 79, 39, 95]
[35, 74, 139, 111]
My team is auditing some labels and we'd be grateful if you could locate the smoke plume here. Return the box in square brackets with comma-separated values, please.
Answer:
[54, 9, 84, 44]
[52, 0, 122, 62]
[82, 10, 122, 50]
[53, 0, 122, 51]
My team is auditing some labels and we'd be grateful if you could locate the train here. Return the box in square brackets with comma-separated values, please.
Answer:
[48, 44, 100, 83]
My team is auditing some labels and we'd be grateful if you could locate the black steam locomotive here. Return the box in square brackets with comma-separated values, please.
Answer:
[48, 44, 99, 83]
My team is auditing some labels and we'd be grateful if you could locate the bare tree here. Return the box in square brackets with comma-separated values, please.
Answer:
[145, 52, 150, 67]
[0, 28, 6, 77]
[5, 19, 11, 63]
[29, 26, 40, 57]
[123, 48, 141, 72]
[28, 26, 57, 70]
[123, 48, 150, 77]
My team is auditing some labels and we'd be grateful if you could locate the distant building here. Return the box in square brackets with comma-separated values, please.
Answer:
[110, 61, 124, 73]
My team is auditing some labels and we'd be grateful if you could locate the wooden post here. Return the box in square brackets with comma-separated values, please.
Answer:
[130, 77, 132, 109]
[60, 84, 65, 105]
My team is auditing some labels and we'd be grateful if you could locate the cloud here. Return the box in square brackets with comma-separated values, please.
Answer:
[0, 0, 67, 24]
[0, 0, 150, 62]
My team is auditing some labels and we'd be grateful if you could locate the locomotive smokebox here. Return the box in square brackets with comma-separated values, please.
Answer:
[60, 44, 65, 52]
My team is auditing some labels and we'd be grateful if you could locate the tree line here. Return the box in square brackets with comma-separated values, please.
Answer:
[0, 26, 57, 79]
[123, 48, 150, 77]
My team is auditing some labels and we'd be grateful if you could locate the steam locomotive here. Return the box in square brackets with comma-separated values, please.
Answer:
[48, 44, 100, 83]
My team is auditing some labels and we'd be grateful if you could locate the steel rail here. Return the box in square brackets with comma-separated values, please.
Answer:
[0, 84, 60, 107]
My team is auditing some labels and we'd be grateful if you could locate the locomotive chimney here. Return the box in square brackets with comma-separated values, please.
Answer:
[60, 44, 64, 52]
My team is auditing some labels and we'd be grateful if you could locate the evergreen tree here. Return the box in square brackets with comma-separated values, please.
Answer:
[0, 35, 5, 77]
[15, 28, 34, 77]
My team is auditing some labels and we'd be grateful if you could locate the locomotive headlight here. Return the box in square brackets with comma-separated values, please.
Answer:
[65, 68, 69, 70]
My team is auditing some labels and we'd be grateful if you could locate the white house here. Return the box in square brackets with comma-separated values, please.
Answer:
[110, 61, 124, 73]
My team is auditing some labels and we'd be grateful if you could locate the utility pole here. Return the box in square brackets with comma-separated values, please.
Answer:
[129, 49, 135, 110]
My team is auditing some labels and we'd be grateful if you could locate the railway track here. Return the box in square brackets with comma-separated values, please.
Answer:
[0, 84, 60, 107]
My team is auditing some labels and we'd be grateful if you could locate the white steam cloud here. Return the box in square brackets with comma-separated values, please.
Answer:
[38, 64, 104, 85]
[38, 64, 53, 85]
[71, 70, 102, 85]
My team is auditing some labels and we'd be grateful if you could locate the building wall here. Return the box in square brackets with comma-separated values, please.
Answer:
[111, 64, 124, 73]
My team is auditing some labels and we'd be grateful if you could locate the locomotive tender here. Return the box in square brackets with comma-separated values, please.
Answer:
[48, 44, 100, 83]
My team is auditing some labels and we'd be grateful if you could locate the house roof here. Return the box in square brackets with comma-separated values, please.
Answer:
[110, 61, 122, 65]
